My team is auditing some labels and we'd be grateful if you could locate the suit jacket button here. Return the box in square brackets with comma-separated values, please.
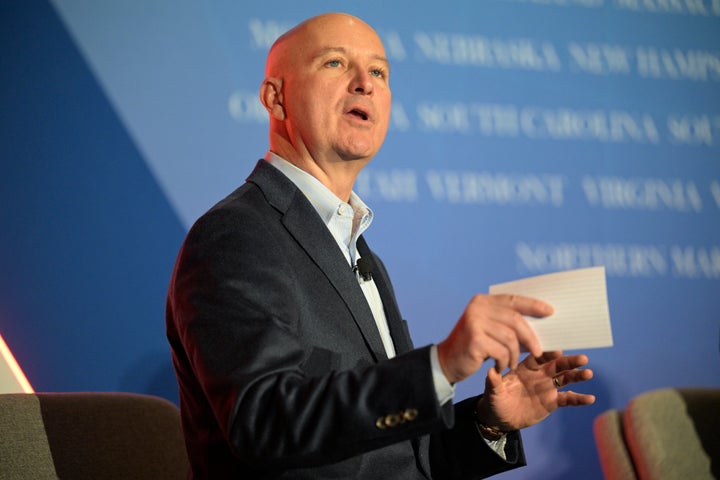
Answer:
[385, 413, 402, 428]
[403, 408, 418, 421]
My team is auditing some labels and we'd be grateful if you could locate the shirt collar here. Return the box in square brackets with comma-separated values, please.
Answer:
[265, 151, 374, 232]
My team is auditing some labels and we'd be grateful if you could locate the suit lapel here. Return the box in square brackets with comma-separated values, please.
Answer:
[248, 161, 388, 362]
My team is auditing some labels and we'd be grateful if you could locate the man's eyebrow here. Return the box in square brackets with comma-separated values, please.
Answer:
[313, 46, 389, 66]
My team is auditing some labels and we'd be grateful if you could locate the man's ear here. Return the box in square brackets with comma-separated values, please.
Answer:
[259, 77, 285, 121]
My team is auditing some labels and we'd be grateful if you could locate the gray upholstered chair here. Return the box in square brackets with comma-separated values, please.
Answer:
[0, 392, 189, 479]
[593, 387, 720, 480]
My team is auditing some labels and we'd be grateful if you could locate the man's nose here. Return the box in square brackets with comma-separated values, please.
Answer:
[350, 70, 374, 95]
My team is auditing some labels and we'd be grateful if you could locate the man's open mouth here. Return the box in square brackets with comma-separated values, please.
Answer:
[348, 108, 369, 121]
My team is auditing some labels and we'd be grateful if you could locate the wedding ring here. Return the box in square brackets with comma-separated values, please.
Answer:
[553, 376, 562, 389]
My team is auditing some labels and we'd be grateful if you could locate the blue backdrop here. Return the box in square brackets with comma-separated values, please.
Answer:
[2, 1, 719, 478]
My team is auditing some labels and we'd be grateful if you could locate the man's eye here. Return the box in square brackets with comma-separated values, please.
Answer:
[326, 60, 342, 68]
[370, 69, 385, 78]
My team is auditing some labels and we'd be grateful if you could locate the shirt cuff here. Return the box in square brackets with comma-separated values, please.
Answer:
[430, 344, 455, 405]
[430, 346, 508, 460]
[484, 435, 508, 460]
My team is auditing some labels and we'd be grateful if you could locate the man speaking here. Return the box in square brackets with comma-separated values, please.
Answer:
[166, 12, 595, 479]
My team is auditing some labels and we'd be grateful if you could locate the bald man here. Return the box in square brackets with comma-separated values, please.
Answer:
[166, 12, 595, 479]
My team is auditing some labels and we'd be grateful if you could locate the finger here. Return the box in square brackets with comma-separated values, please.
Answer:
[492, 298, 547, 358]
[536, 350, 563, 364]
[483, 301, 543, 359]
[463, 295, 544, 367]
[486, 341, 511, 373]
[495, 326, 520, 370]
[496, 294, 554, 318]
[551, 354, 590, 375]
[484, 323, 521, 370]
[560, 368, 594, 386]
[486, 365, 503, 389]
[557, 391, 596, 407]
[512, 312, 542, 359]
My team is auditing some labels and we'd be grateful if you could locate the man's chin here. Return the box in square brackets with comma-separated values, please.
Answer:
[335, 144, 380, 163]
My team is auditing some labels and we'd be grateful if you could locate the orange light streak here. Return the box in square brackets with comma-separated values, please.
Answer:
[0, 333, 34, 393]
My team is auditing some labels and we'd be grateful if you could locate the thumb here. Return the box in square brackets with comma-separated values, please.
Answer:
[485, 367, 503, 390]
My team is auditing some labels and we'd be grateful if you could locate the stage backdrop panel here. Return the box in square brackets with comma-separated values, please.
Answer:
[2, 1, 718, 479]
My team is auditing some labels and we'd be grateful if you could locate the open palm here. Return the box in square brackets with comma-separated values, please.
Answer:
[476, 351, 596, 431]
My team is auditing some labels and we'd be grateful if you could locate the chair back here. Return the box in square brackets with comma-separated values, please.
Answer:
[0, 392, 189, 479]
[593, 387, 720, 480]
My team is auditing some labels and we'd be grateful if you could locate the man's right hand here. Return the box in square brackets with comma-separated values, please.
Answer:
[436, 294, 552, 384]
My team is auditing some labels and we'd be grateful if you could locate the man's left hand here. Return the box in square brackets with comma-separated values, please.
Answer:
[475, 351, 596, 432]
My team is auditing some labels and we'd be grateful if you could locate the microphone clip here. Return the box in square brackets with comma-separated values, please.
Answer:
[353, 257, 373, 282]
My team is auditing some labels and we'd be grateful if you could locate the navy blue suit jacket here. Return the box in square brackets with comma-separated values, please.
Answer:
[166, 160, 526, 478]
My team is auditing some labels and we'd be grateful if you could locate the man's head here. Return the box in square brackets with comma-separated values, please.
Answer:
[260, 13, 391, 185]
